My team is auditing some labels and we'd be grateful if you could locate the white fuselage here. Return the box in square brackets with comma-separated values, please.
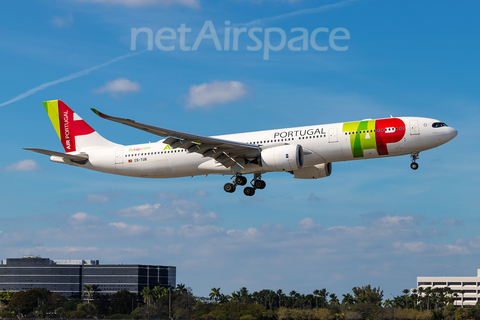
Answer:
[59, 116, 457, 179]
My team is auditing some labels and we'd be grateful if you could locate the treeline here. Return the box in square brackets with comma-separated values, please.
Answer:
[0, 284, 478, 319]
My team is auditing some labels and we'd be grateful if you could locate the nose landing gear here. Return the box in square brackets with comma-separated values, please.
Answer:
[410, 152, 419, 170]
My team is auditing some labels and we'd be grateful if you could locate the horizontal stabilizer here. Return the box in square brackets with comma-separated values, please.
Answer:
[24, 148, 89, 164]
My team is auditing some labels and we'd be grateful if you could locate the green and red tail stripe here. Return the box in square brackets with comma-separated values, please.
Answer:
[43, 100, 95, 152]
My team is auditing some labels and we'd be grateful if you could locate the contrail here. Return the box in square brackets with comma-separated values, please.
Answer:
[238, 0, 359, 27]
[0, 51, 144, 108]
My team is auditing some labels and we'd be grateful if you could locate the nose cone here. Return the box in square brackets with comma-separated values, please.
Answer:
[446, 127, 458, 142]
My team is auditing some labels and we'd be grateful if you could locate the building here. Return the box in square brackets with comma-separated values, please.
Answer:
[0, 256, 176, 297]
[417, 269, 480, 306]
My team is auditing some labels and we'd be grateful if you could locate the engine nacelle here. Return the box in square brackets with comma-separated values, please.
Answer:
[293, 163, 332, 179]
[261, 145, 304, 172]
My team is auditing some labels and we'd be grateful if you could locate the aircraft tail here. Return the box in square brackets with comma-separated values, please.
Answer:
[43, 100, 119, 152]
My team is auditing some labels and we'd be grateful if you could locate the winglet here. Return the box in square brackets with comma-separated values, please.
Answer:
[91, 108, 108, 119]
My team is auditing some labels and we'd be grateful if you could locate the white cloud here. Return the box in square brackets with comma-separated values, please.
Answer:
[373, 215, 415, 228]
[86, 194, 109, 203]
[70, 212, 100, 225]
[394, 241, 469, 255]
[177, 225, 224, 238]
[52, 14, 74, 28]
[117, 202, 219, 225]
[38, 246, 99, 253]
[445, 218, 464, 226]
[93, 78, 141, 96]
[67, 0, 200, 8]
[109, 222, 150, 235]
[5, 159, 40, 171]
[226, 227, 262, 241]
[185, 81, 250, 109]
[297, 217, 322, 230]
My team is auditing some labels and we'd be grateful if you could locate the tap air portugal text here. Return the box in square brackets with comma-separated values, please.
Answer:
[26, 100, 458, 197]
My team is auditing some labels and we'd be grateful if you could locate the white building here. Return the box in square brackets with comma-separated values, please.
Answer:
[417, 269, 480, 306]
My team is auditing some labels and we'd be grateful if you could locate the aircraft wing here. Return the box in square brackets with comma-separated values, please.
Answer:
[24, 148, 89, 164]
[91, 109, 260, 168]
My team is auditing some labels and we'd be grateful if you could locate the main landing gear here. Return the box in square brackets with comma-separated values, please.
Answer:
[410, 152, 419, 170]
[224, 173, 266, 196]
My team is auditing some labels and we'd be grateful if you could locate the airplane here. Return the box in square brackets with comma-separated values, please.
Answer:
[25, 100, 458, 196]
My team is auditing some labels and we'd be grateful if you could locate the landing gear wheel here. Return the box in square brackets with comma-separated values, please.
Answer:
[224, 183, 236, 193]
[254, 179, 266, 190]
[235, 175, 247, 186]
[410, 162, 419, 170]
[244, 187, 256, 196]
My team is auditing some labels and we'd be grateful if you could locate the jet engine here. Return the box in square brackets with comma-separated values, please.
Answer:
[261, 145, 304, 171]
[293, 163, 332, 179]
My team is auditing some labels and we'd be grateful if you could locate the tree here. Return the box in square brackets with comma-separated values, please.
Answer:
[141, 286, 154, 306]
[319, 288, 329, 308]
[425, 287, 432, 311]
[153, 285, 168, 302]
[0, 291, 12, 307]
[8, 288, 63, 317]
[110, 289, 138, 314]
[402, 289, 410, 308]
[352, 285, 384, 305]
[418, 287, 425, 311]
[209, 287, 221, 303]
[313, 290, 320, 309]
[231, 290, 240, 303]
[342, 293, 355, 307]
[176, 283, 187, 294]
[239, 287, 250, 305]
[383, 298, 392, 308]
[266, 290, 276, 311]
[329, 293, 339, 306]
[277, 289, 284, 308]
[289, 290, 297, 309]
[82, 284, 98, 303]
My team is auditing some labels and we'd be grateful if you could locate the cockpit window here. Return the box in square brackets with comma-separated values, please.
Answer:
[432, 122, 448, 128]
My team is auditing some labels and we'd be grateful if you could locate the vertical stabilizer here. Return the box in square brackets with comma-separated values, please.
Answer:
[43, 100, 119, 152]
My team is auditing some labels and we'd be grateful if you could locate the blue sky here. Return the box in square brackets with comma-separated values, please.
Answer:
[1, 0, 479, 299]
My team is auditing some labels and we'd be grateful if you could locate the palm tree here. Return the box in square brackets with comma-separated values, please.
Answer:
[290, 290, 297, 309]
[411, 289, 418, 309]
[402, 289, 409, 308]
[231, 290, 240, 303]
[266, 290, 276, 311]
[141, 286, 154, 306]
[176, 283, 186, 294]
[418, 287, 425, 310]
[383, 298, 392, 308]
[329, 293, 339, 306]
[342, 293, 355, 307]
[219, 293, 230, 303]
[313, 289, 320, 309]
[460, 290, 465, 308]
[319, 288, 329, 308]
[239, 287, 250, 305]
[425, 287, 432, 311]
[209, 287, 221, 303]
[277, 289, 284, 308]
[83, 284, 95, 303]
